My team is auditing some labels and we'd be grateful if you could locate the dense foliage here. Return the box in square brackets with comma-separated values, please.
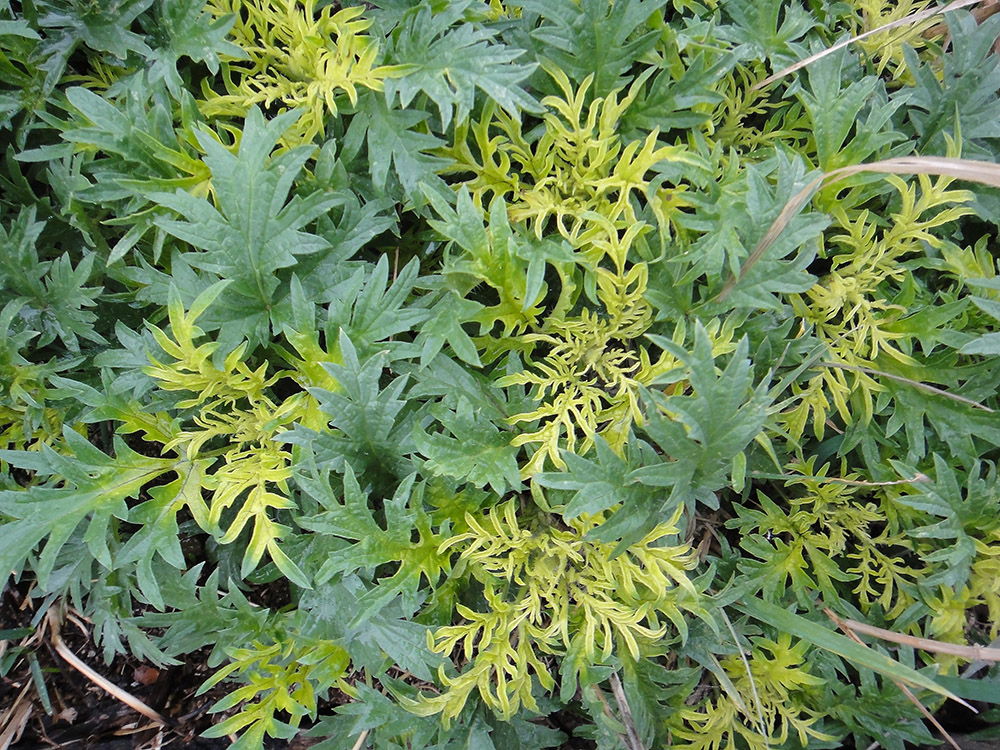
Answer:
[3, 0, 1000, 747]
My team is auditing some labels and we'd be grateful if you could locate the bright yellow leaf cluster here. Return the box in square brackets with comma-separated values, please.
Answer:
[411, 502, 706, 724]
[201, 0, 410, 143]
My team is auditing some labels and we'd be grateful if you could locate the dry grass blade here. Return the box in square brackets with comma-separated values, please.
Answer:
[894, 681, 962, 750]
[818, 362, 995, 412]
[743, 598, 971, 708]
[716, 156, 1000, 303]
[1, 617, 46, 749]
[841, 617, 1000, 661]
[0, 685, 33, 750]
[924, 0, 1000, 38]
[750, 470, 929, 486]
[45, 608, 169, 727]
[609, 672, 646, 750]
[715, 171, 824, 303]
[350, 729, 371, 750]
[590, 682, 637, 750]
[753, 0, 982, 91]
[139, 727, 166, 750]
[824, 609, 963, 750]
[963, 635, 1000, 677]
[839, 156, 1000, 188]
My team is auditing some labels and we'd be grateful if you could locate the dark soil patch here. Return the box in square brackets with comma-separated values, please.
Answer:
[0, 582, 321, 749]
[1, 580, 597, 750]
[8, 579, 994, 750]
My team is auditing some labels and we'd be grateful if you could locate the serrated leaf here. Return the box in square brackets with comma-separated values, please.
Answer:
[297, 463, 451, 622]
[145, 0, 247, 96]
[798, 53, 884, 170]
[634, 331, 770, 502]
[290, 331, 414, 481]
[386, 7, 538, 129]
[0, 431, 173, 584]
[417, 290, 484, 366]
[735, 598, 962, 704]
[39, 0, 154, 59]
[116, 459, 210, 609]
[355, 93, 448, 201]
[521, 0, 667, 97]
[414, 397, 520, 494]
[150, 107, 339, 306]
[536, 435, 635, 518]
[325, 254, 427, 361]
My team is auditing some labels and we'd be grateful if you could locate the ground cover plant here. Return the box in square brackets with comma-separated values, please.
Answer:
[5, 0, 1000, 747]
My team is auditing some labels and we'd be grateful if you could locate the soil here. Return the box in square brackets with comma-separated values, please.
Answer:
[0, 581, 322, 750]
[5, 578, 995, 750]
[0, 578, 602, 750]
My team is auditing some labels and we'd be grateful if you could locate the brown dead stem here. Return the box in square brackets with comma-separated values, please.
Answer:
[823, 609, 963, 750]
[753, 0, 982, 91]
[45, 607, 169, 727]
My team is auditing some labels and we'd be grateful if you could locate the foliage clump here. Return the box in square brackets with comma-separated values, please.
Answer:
[3, 1, 1000, 749]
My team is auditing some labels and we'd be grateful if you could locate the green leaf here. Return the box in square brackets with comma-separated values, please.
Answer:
[797, 52, 889, 170]
[386, 6, 538, 129]
[621, 51, 733, 138]
[633, 330, 770, 510]
[116, 459, 210, 610]
[961, 333, 1000, 355]
[717, 0, 817, 59]
[0, 20, 39, 39]
[300, 577, 446, 683]
[890, 454, 998, 588]
[885, 381, 1000, 464]
[417, 290, 484, 367]
[291, 331, 414, 482]
[0, 206, 103, 351]
[313, 681, 450, 749]
[60, 85, 213, 209]
[150, 107, 339, 306]
[960, 297, 1000, 354]
[324, 254, 427, 362]
[485, 713, 565, 750]
[353, 92, 449, 201]
[734, 597, 963, 705]
[428, 192, 542, 333]
[364, 616, 442, 683]
[704, 154, 829, 310]
[0, 430, 172, 585]
[38, 0, 154, 59]
[521, 0, 667, 97]
[904, 13, 1000, 150]
[401, 352, 523, 423]
[935, 675, 1000, 705]
[297, 463, 451, 622]
[145, 0, 247, 96]
[414, 397, 520, 494]
[536, 435, 636, 518]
